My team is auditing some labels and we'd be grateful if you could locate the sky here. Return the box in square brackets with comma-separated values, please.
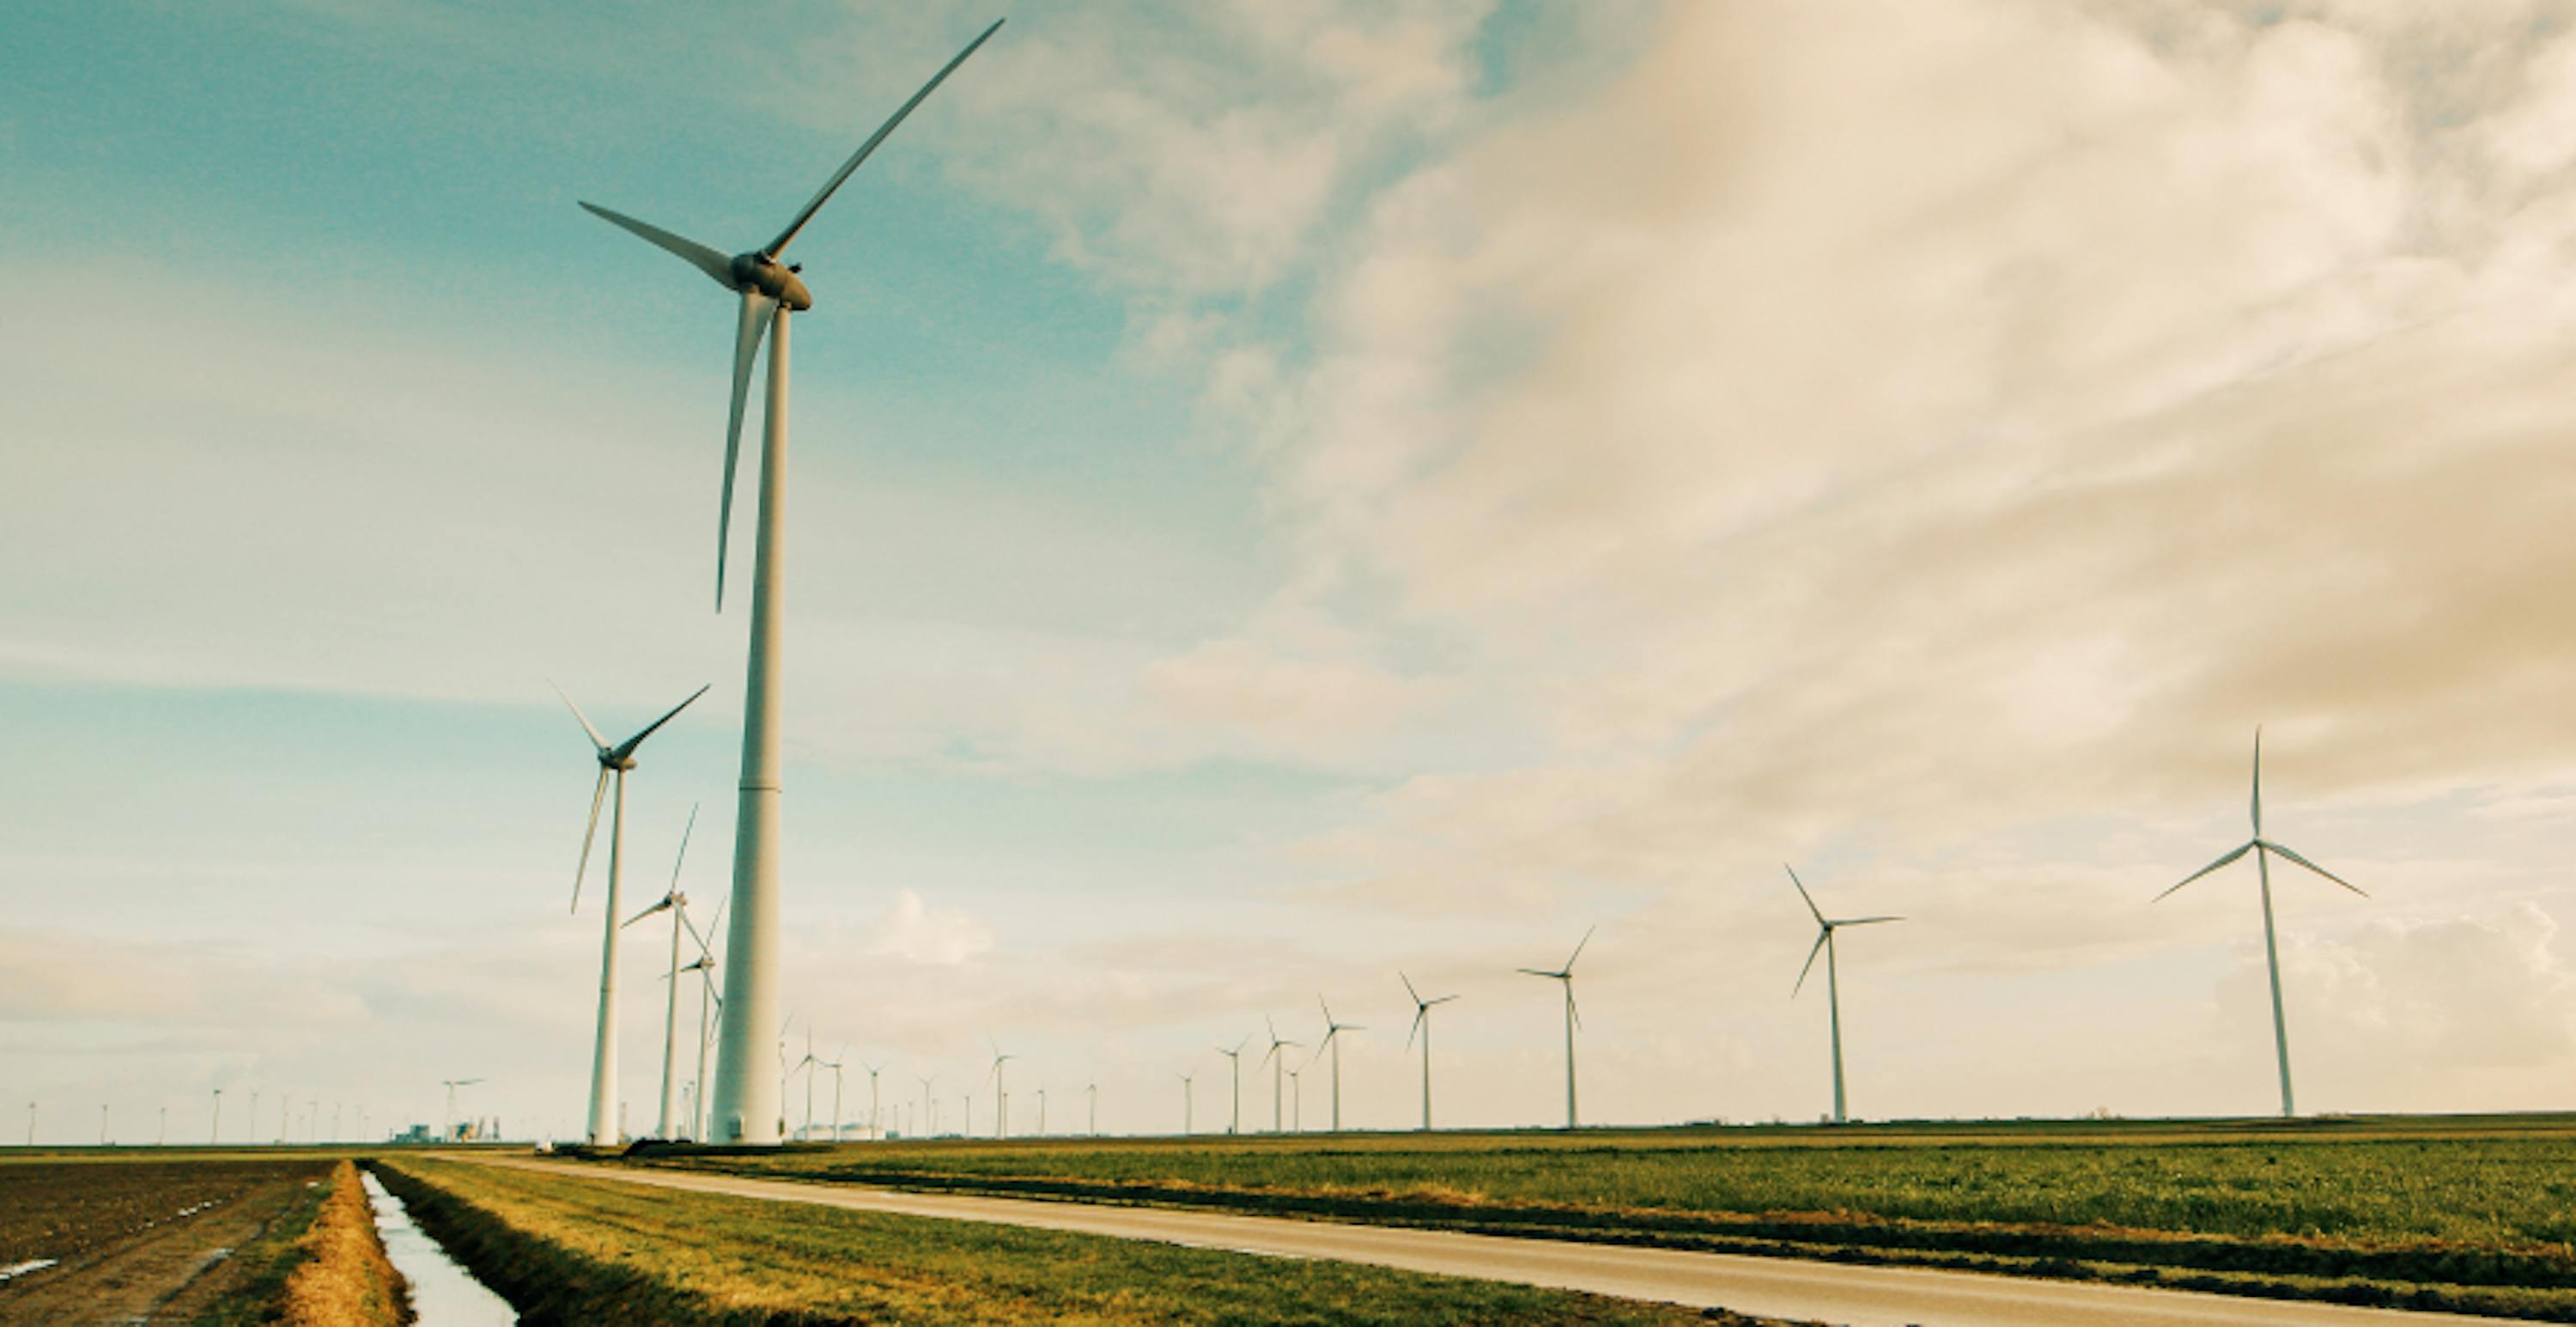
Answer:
[3, 0, 2571, 1145]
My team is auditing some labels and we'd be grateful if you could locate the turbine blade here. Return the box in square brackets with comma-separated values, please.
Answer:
[1429, 995, 1459, 1007]
[2251, 726, 2264, 837]
[1566, 983, 1583, 1032]
[1786, 865, 1826, 923]
[2263, 840, 2368, 898]
[1837, 916, 1904, 927]
[572, 767, 609, 913]
[1407, 1007, 1425, 1049]
[2154, 841, 2254, 902]
[579, 202, 738, 289]
[1400, 971, 1421, 1007]
[1793, 929, 1828, 995]
[1515, 967, 1556, 978]
[669, 802, 699, 888]
[1564, 924, 1595, 972]
[719, 292, 778, 612]
[765, 18, 1005, 258]
[615, 683, 711, 758]
[623, 896, 674, 928]
[550, 681, 611, 752]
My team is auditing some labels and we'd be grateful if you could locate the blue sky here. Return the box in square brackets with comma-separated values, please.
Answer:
[5, 0, 2573, 1144]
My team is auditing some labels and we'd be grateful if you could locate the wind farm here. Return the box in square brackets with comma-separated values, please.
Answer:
[9, 3, 2573, 1324]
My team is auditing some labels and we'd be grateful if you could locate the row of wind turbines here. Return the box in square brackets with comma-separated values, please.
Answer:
[550, 721, 2354, 1141]
[539, 19, 2362, 1142]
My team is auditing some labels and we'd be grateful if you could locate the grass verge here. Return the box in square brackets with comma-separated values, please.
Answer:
[374, 1154, 1786, 1324]
[280, 1160, 410, 1325]
[623, 1117, 2576, 1322]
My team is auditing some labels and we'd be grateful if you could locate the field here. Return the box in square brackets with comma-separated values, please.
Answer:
[377, 1154, 1785, 1324]
[618, 1113, 2576, 1320]
[0, 1151, 334, 1324]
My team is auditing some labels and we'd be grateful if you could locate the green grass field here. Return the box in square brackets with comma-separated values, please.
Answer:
[618, 1113, 2576, 1320]
[374, 1155, 1776, 1325]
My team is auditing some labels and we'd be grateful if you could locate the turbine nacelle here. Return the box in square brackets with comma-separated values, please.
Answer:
[730, 253, 813, 311]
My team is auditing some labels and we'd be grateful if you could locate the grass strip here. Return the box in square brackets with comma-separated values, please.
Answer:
[279, 1160, 410, 1325]
[375, 1155, 1785, 1325]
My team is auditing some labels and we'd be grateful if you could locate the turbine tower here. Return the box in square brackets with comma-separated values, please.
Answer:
[1516, 927, 1592, 1129]
[2158, 727, 2366, 1117]
[1215, 1038, 1247, 1135]
[864, 1062, 886, 1141]
[1258, 1016, 1301, 1134]
[988, 1044, 1016, 1141]
[1317, 995, 1363, 1133]
[1177, 1072, 1194, 1135]
[1401, 971, 1458, 1131]
[581, 18, 1005, 1144]
[556, 682, 708, 1146]
[1786, 866, 1901, 1124]
[623, 803, 700, 1140]
[440, 1078, 482, 1143]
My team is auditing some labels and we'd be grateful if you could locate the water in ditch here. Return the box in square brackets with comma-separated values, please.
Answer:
[360, 1169, 516, 1324]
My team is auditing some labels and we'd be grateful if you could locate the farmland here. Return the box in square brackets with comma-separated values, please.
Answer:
[621, 1113, 2576, 1319]
[377, 1154, 1780, 1325]
[0, 1151, 334, 1324]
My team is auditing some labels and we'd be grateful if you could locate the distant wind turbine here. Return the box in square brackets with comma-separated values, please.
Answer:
[556, 681, 708, 1146]
[2158, 727, 2366, 1118]
[988, 1044, 1016, 1140]
[1215, 1038, 1248, 1135]
[580, 18, 1004, 1145]
[441, 1079, 483, 1143]
[1517, 927, 1593, 1129]
[1259, 1016, 1302, 1134]
[1317, 995, 1364, 1132]
[864, 1062, 887, 1141]
[623, 803, 700, 1140]
[1177, 1071, 1194, 1135]
[1402, 972, 1459, 1132]
[1786, 866, 1901, 1124]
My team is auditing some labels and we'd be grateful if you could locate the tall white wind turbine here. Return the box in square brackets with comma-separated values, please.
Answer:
[623, 803, 700, 1140]
[1258, 1016, 1301, 1134]
[557, 682, 708, 1146]
[1401, 972, 1458, 1132]
[1317, 995, 1363, 1133]
[2158, 727, 2366, 1117]
[580, 18, 1004, 1146]
[1516, 927, 1593, 1129]
[1177, 1071, 1194, 1135]
[864, 1062, 886, 1141]
[1786, 866, 1900, 1124]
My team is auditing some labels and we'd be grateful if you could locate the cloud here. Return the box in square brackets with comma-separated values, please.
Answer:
[861, 890, 995, 967]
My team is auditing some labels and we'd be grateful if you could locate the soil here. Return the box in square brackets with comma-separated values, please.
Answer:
[0, 1156, 331, 1324]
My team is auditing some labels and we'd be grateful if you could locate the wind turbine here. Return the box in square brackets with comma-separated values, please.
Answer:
[1035, 1082, 1048, 1136]
[623, 803, 700, 1139]
[988, 1044, 1016, 1140]
[1084, 1078, 1097, 1136]
[2159, 727, 2366, 1117]
[1285, 1060, 1303, 1132]
[556, 681, 708, 1146]
[1215, 1038, 1247, 1135]
[1177, 1072, 1194, 1135]
[823, 1046, 848, 1143]
[1258, 1016, 1301, 1134]
[1317, 995, 1364, 1133]
[679, 898, 726, 1141]
[917, 1074, 935, 1139]
[210, 1089, 222, 1146]
[1786, 866, 1900, 1124]
[582, 18, 1005, 1146]
[441, 1079, 482, 1143]
[864, 1062, 887, 1141]
[1402, 972, 1459, 1132]
[1517, 927, 1593, 1129]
